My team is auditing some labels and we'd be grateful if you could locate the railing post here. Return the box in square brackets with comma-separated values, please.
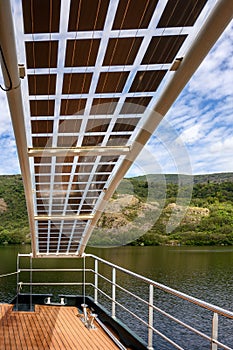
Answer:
[16, 254, 20, 311]
[112, 267, 116, 319]
[94, 259, 98, 304]
[148, 284, 154, 350]
[211, 312, 218, 350]
[83, 254, 86, 305]
[30, 253, 33, 311]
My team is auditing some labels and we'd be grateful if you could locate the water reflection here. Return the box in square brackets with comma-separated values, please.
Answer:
[86, 246, 233, 309]
[1, 245, 233, 308]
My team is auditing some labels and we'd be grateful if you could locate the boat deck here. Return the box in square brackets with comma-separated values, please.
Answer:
[0, 304, 120, 350]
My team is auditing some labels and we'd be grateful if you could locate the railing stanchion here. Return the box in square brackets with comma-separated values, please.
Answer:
[12, 253, 233, 349]
[148, 284, 154, 350]
[83, 254, 86, 305]
[16, 254, 20, 311]
[211, 312, 218, 350]
[94, 259, 98, 304]
[112, 267, 116, 319]
[30, 253, 33, 311]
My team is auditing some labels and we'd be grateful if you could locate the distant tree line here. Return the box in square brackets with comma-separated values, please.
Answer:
[123, 178, 233, 246]
[0, 175, 30, 245]
[0, 174, 233, 246]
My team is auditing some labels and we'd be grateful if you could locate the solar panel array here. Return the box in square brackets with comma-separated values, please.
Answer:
[19, 0, 209, 256]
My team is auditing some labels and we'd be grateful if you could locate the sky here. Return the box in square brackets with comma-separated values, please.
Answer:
[0, 7, 232, 177]
[128, 19, 233, 177]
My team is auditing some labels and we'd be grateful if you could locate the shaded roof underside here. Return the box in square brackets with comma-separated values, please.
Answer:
[18, 0, 212, 256]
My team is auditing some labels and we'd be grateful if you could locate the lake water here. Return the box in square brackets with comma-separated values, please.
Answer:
[0, 245, 233, 349]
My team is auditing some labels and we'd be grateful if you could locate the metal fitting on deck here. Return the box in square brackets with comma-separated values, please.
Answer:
[81, 303, 97, 329]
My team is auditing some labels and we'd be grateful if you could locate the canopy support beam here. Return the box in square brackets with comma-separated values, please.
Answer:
[78, 0, 233, 255]
[0, 0, 37, 257]
[35, 215, 93, 221]
[28, 146, 130, 157]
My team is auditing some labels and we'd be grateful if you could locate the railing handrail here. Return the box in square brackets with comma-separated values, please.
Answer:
[20, 254, 232, 319]
[20, 282, 91, 286]
[19, 268, 87, 272]
[86, 254, 233, 320]
[16, 253, 233, 349]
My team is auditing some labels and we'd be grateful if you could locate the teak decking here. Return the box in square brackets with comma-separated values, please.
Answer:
[0, 304, 120, 349]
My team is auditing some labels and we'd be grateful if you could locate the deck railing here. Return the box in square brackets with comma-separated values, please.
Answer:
[17, 253, 233, 350]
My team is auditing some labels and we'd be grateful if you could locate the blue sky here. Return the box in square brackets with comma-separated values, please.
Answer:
[128, 20, 233, 177]
[0, 9, 232, 176]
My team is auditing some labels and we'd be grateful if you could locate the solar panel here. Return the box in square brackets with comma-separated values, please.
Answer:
[1, 0, 231, 257]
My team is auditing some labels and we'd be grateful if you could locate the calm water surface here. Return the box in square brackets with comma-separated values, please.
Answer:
[0, 245, 233, 349]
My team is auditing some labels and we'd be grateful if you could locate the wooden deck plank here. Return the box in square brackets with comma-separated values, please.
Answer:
[32, 306, 66, 350]
[3, 305, 13, 350]
[0, 305, 10, 349]
[0, 304, 120, 350]
[31, 309, 51, 349]
[21, 313, 39, 349]
[50, 306, 87, 350]
[36, 306, 63, 349]
[40, 306, 76, 350]
[19, 312, 34, 350]
[30, 312, 46, 349]
[12, 313, 28, 350]
[59, 306, 100, 350]
[10, 313, 23, 350]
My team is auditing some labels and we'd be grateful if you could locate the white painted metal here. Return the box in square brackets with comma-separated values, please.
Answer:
[148, 284, 154, 350]
[1, 0, 233, 257]
[17, 253, 233, 350]
[211, 313, 219, 350]
[112, 267, 116, 319]
[94, 259, 98, 304]
[78, 0, 233, 255]
[85, 254, 233, 319]
[28, 146, 130, 157]
[0, 0, 37, 256]
[34, 214, 94, 221]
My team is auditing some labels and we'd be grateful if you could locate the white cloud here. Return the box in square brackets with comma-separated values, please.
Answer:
[178, 124, 202, 145]
[127, 20, 233, 177]
[0, 135, 20, 174]
[1, 3, 233, 178]
[209, 136, 233, 154]
[0, 88, 20, 174]
[187, 22, 233, 100]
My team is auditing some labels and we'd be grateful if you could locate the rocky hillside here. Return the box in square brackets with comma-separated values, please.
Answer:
[89, 194, 212, 247]
[0, 198, 7, 213]
[0, 173, 233, 246]
[90, 174, 233, 247]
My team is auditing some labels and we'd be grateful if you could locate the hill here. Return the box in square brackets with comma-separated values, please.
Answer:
[0, 173, 233, 246]
[0, 175, 30, 244]
[90, 173, 233, 246]
[127, 172, 233, 185]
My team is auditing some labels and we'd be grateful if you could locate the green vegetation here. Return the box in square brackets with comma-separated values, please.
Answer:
[120, 174, 233, 246]
[0, 173, 233, 246]
[0, 175, 30, 245]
